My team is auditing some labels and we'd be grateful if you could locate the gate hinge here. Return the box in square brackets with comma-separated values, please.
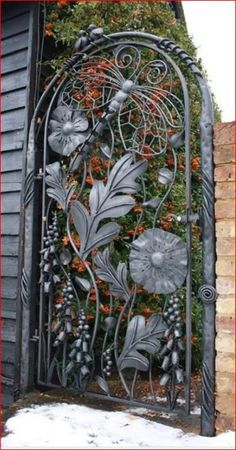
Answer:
[35, 168, 44, 180]
[31, 329, 39, 343]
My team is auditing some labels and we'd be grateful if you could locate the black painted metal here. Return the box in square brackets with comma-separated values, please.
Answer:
[25, 26, 216, 435]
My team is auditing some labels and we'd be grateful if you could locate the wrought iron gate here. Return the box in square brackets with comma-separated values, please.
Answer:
[23, 27, 217, 436]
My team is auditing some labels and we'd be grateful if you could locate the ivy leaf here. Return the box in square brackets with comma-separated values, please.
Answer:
[46, 162, 75, 211]
[117, 314, 166, 372]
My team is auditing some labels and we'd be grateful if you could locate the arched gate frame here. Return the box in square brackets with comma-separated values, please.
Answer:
[19, 28, 217, 437]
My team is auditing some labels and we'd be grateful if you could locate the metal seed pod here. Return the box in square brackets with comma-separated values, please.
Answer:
[160, 344, 168, 356]
[80, 365, 90, 377]
[177, 340, 185, 351]
[76, 352, 82, 363]
[66, 321, 72, 333]
[158, 168, 173, 185]
[52, 258, 59, 267]
[161, 355, 170, 371]
[164, 328, 171, 339]
[75, 339, 82, 349]
[58, 331, 66, 342]
[160, 373, 170, 386]
[44, 281, 51, 293]
[65, 307, 71, 317]
[65, 361, 74, 374]
[167, 338, 174, 350]
[175, 368, 184, 383]
[84, 354, 92, 364]
[53, 274, 61, 284]
[174, 329, 182, 338]
[172, 351, 179, 365]
[69, 348, 76, 359]
[49, 245, 55, 254]
[82, 341, 88, 352]
[53, 320, 62, 333]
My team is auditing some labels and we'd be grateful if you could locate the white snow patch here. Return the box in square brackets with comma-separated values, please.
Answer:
[1, 403, 235, 449]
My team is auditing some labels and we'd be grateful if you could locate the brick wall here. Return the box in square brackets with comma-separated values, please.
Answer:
[214, 122, 235, 431]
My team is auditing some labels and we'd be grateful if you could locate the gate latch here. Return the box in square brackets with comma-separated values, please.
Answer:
[31, 329, 39, 343]
[35, 168, 44, 180]
[173, 211, 200, 225]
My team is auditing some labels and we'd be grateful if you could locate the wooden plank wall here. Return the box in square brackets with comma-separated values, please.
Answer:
[1, 2, 37, 405]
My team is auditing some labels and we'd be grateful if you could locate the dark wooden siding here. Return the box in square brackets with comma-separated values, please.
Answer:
[1, 2, 38, 405]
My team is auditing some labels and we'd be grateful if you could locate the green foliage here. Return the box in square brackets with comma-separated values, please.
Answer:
[43, 0, 220, 371]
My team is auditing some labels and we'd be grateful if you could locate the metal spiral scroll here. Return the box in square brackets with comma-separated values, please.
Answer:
[198, 284, 217, 305]
[30, 25, 216, 434]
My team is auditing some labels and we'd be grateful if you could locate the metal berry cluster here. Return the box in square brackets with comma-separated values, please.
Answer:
[66, 309, 92, 379]
[53, 277, 74, 345]
[40, 213, 60, 293]
[103, 348, 113, 377]
[160, 294, 184, 386]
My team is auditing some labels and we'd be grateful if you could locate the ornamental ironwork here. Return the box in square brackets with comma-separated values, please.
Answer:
[24, 26, 216, 437]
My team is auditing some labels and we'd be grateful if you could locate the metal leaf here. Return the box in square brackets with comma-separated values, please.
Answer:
[100, 143, 112, 159]
[117, 314, 166, 372]
[94, 249, 130, 301]
[89, 181, 106, 215]
[70, 200, 91, 248]
[142, 198, 161, 209]
[168, 131, 185, 149]
[96, 375, 110, 394]
[84, 222, 120, 258]
[158, 168, 173, 185]
[59, 249, 72, 265]
[104, 316, 117, 332]
[75, 276, 91, 292]
[46, 162, 75, 210]
[106, 153, 148, 194]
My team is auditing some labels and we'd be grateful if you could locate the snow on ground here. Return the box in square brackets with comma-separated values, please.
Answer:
[1, 403, 235, 449]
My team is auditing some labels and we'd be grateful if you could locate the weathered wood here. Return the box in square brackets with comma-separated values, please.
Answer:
[2, 88, 27, 112]
[1, 214, 20, 235]
[2, 31, 29, 56]
[1, 109, 25, 132]
[2, 298, 17, 312]
[1, 318, 16, 343]
[2, 69, 28, 94]
[1, 130, 24, 151]
[1, 236, 19, 256]
[1, 182, 21, 193]
[1, 171, 22, 184]
[2, 256, 19, 277]
[2, 192, 21, 214]
[2, 49, 28, 75]
[1, 277, 18, 299]
[2, 13, 29, 39]
[2, 362, 15, 379]
[2, 3, 29, 20]
[2, 150, 23, 173]
[1, 388, 14, 406]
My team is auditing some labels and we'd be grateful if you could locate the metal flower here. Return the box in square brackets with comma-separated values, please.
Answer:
[129, 228, 188, 294]
[48, 105, 89, 156]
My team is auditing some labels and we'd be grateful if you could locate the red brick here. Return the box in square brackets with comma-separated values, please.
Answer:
[215, 182, 235, 200]
[216, 295, 235, 315]
[216, 315, 235, 334]
[215, 200, 235, 219]
[214, 144, 235, 164]
[216, 238, 235, 256]
[216, 278, 235, 295]
[214, 122, 235, 145]
[215, 393, 235, 417]
[216, 372, 235, 394]
[214, 164, 235, 182]
[216, 257, 235, 276]
[216, 414, 235, 432]
[216, 220, 235, 238]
